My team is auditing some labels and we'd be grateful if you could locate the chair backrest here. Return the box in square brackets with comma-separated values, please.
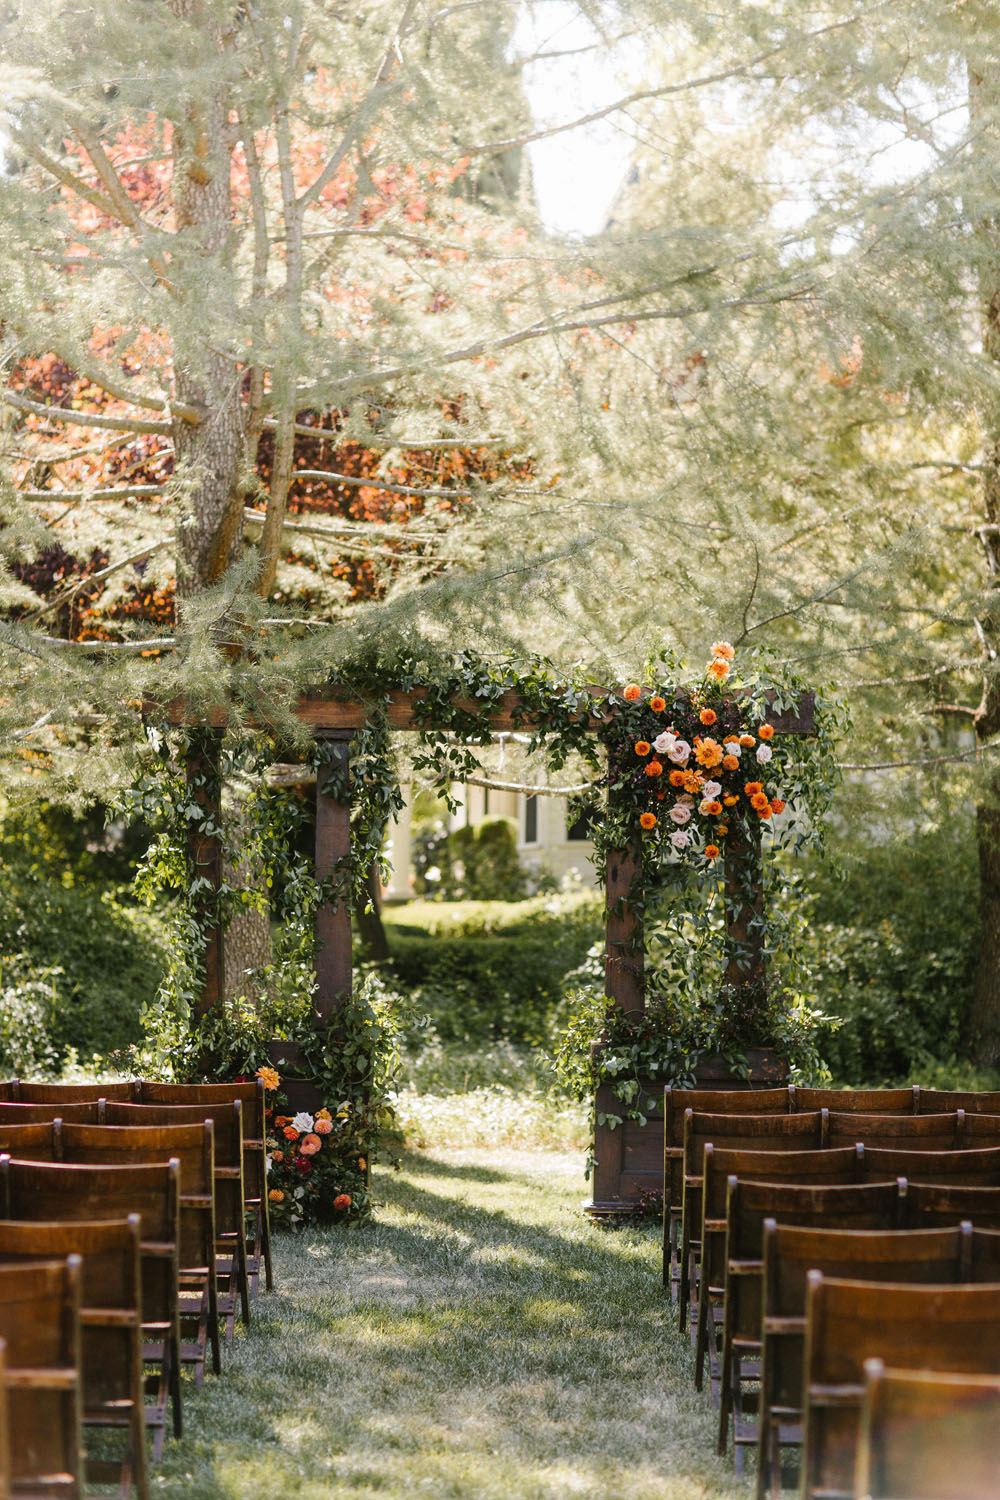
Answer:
[684, 1108, 827, 1178]
[856, 1357, 1000, 1500]
[918, 1088, 1000, 1114]
[0, 1217, 142, 1416]
[803, 1276, 1000, 1500]
[0, 1121, 56, 1162]
[54, 1120, 213, 1195]
[726, 1176, 905, 1263]
[862, 1145, 1000, 1186]
[11, 1080, 137, 1104]
[790, 1085, 917, 1113]
[139, 1079, 265, 1197]
[906, 1181, 1000, 1228]
[962, 1112, 1000, 1145]
[828, 1110, 964, 1152]
[0, 1256, 84, 1494]
[0, 1101, 98, 1125]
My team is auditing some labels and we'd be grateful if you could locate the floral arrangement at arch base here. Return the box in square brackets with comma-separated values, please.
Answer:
[615, 643, 790, 864]
[257, 1066, 371, 1228]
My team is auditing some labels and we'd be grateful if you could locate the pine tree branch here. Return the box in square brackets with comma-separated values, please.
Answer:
[2, 390, 174, 435]
[260, 417, 507, 447]
[74, 126, 174, 286]
[295, 0, 418, 213]
[289, 467, 486, 501]
[19, 486, 168, 503]
[37, 635, 176, 653]
[15, 137, 119, 221]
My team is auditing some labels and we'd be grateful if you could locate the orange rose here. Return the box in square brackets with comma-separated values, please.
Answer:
[358, 1158, 367, 1172]
[656, 791, 665, 801]
[722, 755, 739, 771]
[744, 781, 764, 796]
[699, 708, 717, 726]
[704, 844, 720, 859]
[623, 683, 642, 701]
[639, 812, 657, 830]
[757, 804, 773, 820]
[271, 1150, 285, 1164]
[650, 695, 666, 712]
[723, 794, 740, 806]
[695, 739, 724, 768]
[770, 799, 786, 815]
[758, 723, 775, 739]
[723, 735, 739, 745]
[268, 1188, 285, 1203]
[669, 769, 686, 788]
[644, 759, 663, 778]
[751, 792, 770, 811]
[300, 1133, 322, 1156]
[708, 658, 730, 680]
[314, 1117, 333, 1135]
[635, 740, 651, 756]
[283, 1125, 300, 1142]
[333, 1193, 352, 1212]
[739, 734, 756, 748]
[711, 642, 735, 660]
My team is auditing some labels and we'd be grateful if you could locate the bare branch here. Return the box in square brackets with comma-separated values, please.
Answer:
[19, 486, 168, 503]
[260, 417, 507, 448]
[24, 541, 171, 623]
[840, 743, 1000, 772]
[74, 126, 174, 285]
[290, 467, 485, 502]
[38, 635, 176, 653]
[3, 390, 174, 435]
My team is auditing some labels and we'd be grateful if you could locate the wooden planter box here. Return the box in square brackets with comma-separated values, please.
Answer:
[585, 1049, 788, 1217]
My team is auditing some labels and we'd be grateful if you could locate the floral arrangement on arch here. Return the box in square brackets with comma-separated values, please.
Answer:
[257, 1066, 370, 1228]
[614, 642, 787, 863]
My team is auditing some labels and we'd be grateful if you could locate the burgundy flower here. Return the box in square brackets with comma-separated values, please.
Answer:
[294, 1155, 312, 1175]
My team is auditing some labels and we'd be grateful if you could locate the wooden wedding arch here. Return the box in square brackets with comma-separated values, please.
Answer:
[178, 681, 815, 1210]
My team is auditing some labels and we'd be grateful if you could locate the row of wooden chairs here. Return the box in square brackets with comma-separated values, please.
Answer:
[0, 1077, 280, 1498]
[663, 1087, 1000, 1498]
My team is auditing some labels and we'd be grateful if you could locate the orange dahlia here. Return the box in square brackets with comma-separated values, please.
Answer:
[711, 642, 735, 660]
[758, 723, 775, 739]
[635, 740, 650, 756]
[723, 794, 740, 806]
[695, 738, 724, 768]
[699, 708, 717, 726]
[644, 759, 663, 778]
[744, 781, 764, 796]
[650, 695, 666, 712]
[757, 804, 773, 820]
[750, 792, 770, 811]
[707, 658, 730, 680]
[770, 799, 786, 815]
[739, 734, 756, 748]
[623, 683, 642, 701]
[704, 844, 720, 859]
[639, 811, 657, 830]
[722, 755, 739, 771]
[669, 769, 686, 788]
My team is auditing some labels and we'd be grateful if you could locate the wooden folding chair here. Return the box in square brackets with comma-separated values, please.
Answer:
[802, 1276, 1000, 1500]
[139, 1081, 272, 1298]
[0, 1337, 9, 1500]
[715, 1173, 903, 1468]
[906, 1181, 1000, 1228]
[960, 1111, 1000, 1146]
[0, 1158, 183, 1457]
[828, 1110, 965, 1151]
[917, 1088, 1000, 1114]
[6, 1083, 137, 1105]
[0, 1122, 57, 1162]
[855, 1357, 1000, 1500]
[695, 1144, 865, 1400]
[54, 1122, 220, 1385]
[679, 1108, 829, 1334]
[661, 1085, 789, 1294]
[0, 1256, 85, 1499]
[105, 1101, 250, 1338]
[861, 1144, 1000, 1187]
[0, 1219, 148, 1500]
[789, 1086, 918, 1114]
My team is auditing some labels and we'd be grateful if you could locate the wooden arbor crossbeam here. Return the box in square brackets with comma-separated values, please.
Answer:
[169, 685, 815, 1025]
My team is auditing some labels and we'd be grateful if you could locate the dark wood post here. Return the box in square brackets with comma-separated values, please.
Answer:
[314, 730, 354, 1026]
[604, 838, 644, 1014]
[722, 817, 766, 992]
[186, 727, 226, 1019]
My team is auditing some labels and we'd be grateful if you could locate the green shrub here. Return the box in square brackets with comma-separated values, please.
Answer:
[383, 891, 603, 1045]
[447, 816, 526, 901]
[0, 860, 170, 1063]
[802, 823, 979, 1084]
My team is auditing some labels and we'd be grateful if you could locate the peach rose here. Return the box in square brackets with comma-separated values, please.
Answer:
[299, 1133, 322, 1156]
[711, 642, 735, 660]
[623, 683, 642, 701]
[268, 1189, 284, 1203]
[314, 1117, 333, 1135]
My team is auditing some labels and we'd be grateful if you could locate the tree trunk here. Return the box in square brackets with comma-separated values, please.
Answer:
[971, 762, 1000, 1065]
[222, 801, 272, 1004]
[168, 1, 246, 596]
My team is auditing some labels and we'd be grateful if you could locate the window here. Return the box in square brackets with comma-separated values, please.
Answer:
[524, 794, 538, 844]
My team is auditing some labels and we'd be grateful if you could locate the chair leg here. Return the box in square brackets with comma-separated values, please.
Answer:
[756, 1405, 770, 1500]
[718, 1327, 733, 1455]
[695, 1277, 710, 1392]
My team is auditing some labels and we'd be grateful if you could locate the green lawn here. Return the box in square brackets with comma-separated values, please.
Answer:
[153, 1147, 749, 1499]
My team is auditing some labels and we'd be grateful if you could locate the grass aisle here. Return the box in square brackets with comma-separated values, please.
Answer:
[154, 1148, 750, 1499]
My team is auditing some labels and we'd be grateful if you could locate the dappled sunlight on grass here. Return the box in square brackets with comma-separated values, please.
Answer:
[152, 1146, 749, 1500]
[393, 1085, 589, 1150]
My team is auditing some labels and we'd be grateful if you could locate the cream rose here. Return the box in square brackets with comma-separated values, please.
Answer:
[756, 743, 773, 764]
[669, 803, 692, 825]
[669, 829, 690, 850]
[666, 739, 692, 765]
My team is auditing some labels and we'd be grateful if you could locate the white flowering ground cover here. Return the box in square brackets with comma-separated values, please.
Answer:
[152, 1146, 750, 1500]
